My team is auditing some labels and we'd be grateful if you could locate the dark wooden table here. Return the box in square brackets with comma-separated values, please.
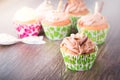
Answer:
[0, 0, 120, 80]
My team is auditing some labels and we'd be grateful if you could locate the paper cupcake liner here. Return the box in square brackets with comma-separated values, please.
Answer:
[70, 16, 80, 31]
[15, 23, 42, 38]
[77, 27, 109, 45]
[60, 46, 98, 71]
[42, 24, 71, 40]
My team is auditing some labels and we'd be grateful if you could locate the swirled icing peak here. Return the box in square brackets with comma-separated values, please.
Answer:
[36, 0, 54, 11]
[45, 11, 69, 22]
[60, 33, 95, 55]
[42, 10, 71, 26]
[78, 12, 107, 26]
[36, 0, 54, 21]
[64, 0, 89, 16]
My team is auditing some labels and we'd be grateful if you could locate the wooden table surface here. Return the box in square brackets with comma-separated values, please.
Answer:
[0, 0, 120, 80]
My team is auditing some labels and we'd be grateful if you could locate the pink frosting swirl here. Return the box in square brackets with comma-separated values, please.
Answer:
[79, 12, 107, 26]
[64, 0, 89, 16]
[60, 33, 95, 55]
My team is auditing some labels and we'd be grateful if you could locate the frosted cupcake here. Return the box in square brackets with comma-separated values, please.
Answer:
[14, 7, 42, 38]
[64, 0, 89, 31]
[60, 33, 98, 71]
[36, 0, 54, 22]
[77, 2, 109, 44]
[41, 10, 71, 40]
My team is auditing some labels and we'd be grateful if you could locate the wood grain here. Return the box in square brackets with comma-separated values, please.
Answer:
[0, 0, 120, 80]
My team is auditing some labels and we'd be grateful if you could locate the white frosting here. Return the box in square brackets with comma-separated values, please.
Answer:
[14, 7, 37, 22]
[36, 0, 54, 20]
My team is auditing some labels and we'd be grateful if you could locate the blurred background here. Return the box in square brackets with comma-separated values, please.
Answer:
[0, 0, 119, 36]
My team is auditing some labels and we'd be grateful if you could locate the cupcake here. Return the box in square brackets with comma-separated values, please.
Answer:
[41, 10, 71, 40]
[60, 33, 98, 71]
[77, 2, 109, 44]
[64, 0, 89, 32]
[14, 7, 42, 38]
[36, 0, 54, 22]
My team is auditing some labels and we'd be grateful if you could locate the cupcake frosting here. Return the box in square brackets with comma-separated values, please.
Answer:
[14, 7, 38, 24]
[78, 12, 107, 26]
[36, 0, 54, 21]
[42, 11, 71, 26]
[60, 33, 95, 55]
[64, 0, 89, 16]
[36, 0, 53, 12]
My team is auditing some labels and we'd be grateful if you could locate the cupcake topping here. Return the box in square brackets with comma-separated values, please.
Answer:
[42, 10, 71, 26]
[14, 7, 38, 23]
[36, 0, 54, 21]
[78, 1, 107, 27]
[64, 0, 89, 16]
[36, 0, 54, 12]
[78, 12, 107, 26]
[45, 11, 68, 22]
[60, 33, 95, 55]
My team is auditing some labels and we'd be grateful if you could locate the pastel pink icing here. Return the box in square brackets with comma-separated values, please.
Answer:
[60, 33, 95, 55]
[44, 10, 69, 22]
[64, 0, 89, 15]
[79, 12, 107, 26]
[36, 0, 54, 21]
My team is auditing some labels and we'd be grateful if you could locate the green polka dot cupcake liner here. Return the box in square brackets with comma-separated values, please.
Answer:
[42, 24, 71, 40]
[60, 46, 98, 71]
[77, 27, 109, 45]
[70, 16, 80, 32]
